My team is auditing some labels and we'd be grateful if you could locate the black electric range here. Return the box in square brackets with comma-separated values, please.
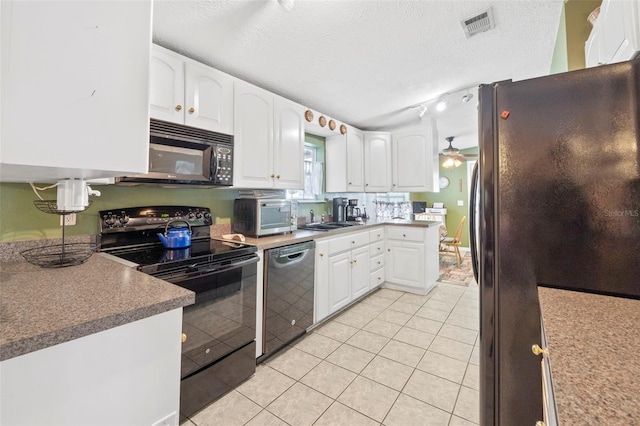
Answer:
[98, 206, 259, 419]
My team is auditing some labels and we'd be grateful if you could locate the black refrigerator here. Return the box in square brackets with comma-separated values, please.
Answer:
[471, 58, 640, 425]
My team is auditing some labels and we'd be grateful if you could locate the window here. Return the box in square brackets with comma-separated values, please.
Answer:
[287, 145, 321, 200]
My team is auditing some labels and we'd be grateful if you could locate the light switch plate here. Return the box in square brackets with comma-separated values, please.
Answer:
[457, 200, 464, 206]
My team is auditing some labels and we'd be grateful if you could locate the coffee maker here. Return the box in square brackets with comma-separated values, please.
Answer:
[332, 197, 348, 222]
[346, 199, 361, 221]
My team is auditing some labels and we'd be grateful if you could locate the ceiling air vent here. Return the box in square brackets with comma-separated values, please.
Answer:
[461, 8, 495, 38]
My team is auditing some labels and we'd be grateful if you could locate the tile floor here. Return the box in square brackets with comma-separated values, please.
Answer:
[181, 282, 479, 426]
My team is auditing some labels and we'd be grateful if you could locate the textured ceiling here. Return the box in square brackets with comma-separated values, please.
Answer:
[153, 0, 564, 151]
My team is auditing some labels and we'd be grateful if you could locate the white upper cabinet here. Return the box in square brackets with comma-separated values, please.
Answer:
[585, 0, 640, 67]
[325, 125, 364, 193]
[0, 0, 152, 182]
[233, 80, 304, 189]
[149, 46, 184, 124]
[364, 132, 392, 192]
[149, 44, 234, 135]
[273, 96, 305, 189]
[325, 133, 347, 192]
[391, 118, 439, 192]
[346, 128, 365, 192]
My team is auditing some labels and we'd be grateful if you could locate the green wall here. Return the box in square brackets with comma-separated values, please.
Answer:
[0, 183, 239, 242]
[410, 147, 478, 248]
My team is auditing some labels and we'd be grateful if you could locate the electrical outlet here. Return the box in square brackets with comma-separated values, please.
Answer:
[457, 200, 464, 206]
[60, 213, 76, 226]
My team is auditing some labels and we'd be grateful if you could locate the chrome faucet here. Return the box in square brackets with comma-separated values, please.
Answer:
[310, 209, 314, 223]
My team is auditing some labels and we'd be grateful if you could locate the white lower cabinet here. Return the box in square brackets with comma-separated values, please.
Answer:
[314, 230, 370, 323]
[314, 225, 438, 324]
[314, 239, 330, 324]
[385, 225, 439, 294]
[0, 309, 182, 426]
[369, 234, 386, 290]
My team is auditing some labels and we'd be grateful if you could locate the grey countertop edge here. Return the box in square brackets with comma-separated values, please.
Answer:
[244, 220, 439, 250]
[0, 293, 194, 362]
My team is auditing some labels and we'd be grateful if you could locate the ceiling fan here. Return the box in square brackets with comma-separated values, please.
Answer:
[440, 136, 477, 168]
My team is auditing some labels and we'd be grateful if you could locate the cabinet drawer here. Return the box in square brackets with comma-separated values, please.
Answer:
[370, 254, 385, 272]
[369, 241, 385, 258]
[329, 231, 369, 254]
[386, 226, 424, 242]
[369, 228, 385, 242]
[370, 268, 385, 288]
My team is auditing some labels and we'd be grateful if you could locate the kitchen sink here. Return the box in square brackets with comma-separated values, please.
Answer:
[298, 222, 362, 231]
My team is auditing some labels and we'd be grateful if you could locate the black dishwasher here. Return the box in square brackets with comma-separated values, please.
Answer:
[259, 240, 315, 362]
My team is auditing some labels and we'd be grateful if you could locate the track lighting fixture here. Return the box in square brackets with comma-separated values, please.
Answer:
[435, 94, 448, 112]
[462, 90, 473, 103]
[417, 105, 428, 118]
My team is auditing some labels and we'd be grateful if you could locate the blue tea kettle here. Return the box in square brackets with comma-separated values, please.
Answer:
[157, 220, 192, 249]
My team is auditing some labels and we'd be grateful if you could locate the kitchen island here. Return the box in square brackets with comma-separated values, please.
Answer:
[0, 253, 195, 425]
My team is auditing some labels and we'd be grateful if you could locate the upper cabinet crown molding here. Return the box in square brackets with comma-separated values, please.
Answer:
[1, 0, 152, 182]
[149, 44, 234, 135]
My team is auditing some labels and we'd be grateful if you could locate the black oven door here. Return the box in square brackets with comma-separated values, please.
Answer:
[152, 254, 259, 418]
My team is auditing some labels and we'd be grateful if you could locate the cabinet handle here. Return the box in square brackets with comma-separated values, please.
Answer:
[181, 333, 187, 343]
[276, 175, 281, 179]
[351, 241, 355, 244]
[349, 182, 352, 185]
[403, 234, 406, 237]
[531, 344, 548, 356]
[175, 105, 183, 111]
[188, 107, 195, 114]
[353, 259, 357, 263]
[377, 261, 381, 265]
[377, 247, 381, 251]
[387, 248, 391, 252]
[319, 253, 324, 257]
[366, 183, 369, 186]
[270, 173, 275, 178]
[378, 276, 382, 280]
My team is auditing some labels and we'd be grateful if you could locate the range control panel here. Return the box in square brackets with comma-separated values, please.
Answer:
[99, 206, 213, 231]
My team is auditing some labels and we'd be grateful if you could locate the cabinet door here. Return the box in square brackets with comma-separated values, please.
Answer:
[1, 0, 151, 181]
[391, 119, 438, 192]
[364, 132, 392, 192]
[314, 240, 330, 323]
[149, 45, 185, 124]
[350, 246, 370, 299]
[346, 128, 365, 192]
[184, 62, 234, 134]
[233, 81, 274, 188]
[386, 240, 425, 290]
[273, 96, 304, 189]
[325, 134, 347, 192]
[328, 252, 352, 314]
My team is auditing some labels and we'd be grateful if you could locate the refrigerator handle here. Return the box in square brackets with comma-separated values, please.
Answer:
[469, 161, 479, 283]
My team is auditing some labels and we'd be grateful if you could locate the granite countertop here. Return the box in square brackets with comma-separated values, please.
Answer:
[244, 219, 439, 250]
[538, 287, 640, 424]
[0, 254, 195, 361]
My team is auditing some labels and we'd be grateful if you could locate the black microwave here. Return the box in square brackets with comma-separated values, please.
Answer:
[117, 119, 233, 187]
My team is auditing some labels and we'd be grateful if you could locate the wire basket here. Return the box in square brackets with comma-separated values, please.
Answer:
[33, 200, 93, 215]
[21, 243, 96, 268]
